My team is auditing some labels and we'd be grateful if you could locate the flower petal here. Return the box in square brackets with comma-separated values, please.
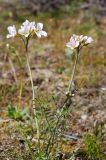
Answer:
[66, 42, 72, 48]
[37, 23, 43, 30]
[36, 31, 42, 38]
[75, 41, 79, 47]
[7, 34, 12, 38]
[7, 25, 17, 38]
[23, 20, 30, 26]
[86, 37, 93, 44]
[40, 31, 47, 37]
[36, 31, 47, 38]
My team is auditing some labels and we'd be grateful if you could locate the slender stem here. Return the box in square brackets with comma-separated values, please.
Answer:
[67, 48, 79, 94]
[25, 38, 40, 146]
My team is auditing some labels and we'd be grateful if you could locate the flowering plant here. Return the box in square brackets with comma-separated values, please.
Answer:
[66, 34, 93, 96]
[7, 20, 47, 143]
[7, 21, 94, 159]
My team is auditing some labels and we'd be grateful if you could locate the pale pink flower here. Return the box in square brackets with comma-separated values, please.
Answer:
[84, 37, 93, 44]
[66, 34, 93, 50]
[66, 36, 79, 50]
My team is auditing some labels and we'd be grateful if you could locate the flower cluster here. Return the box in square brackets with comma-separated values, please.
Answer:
[7, 20, 47, 39]
[66, 34, 93, 50]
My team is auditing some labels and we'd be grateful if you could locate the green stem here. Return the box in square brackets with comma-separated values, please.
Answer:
[25, 38, 40, 147]
[67, 48, 79, 94]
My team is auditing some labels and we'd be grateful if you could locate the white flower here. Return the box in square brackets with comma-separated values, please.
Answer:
[35, 23, 47, 38]
[18, 20, 33, 37]
[66, 34, 93, 50]
[7, 25, 17, 38]
[18, 20, 47, 38]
